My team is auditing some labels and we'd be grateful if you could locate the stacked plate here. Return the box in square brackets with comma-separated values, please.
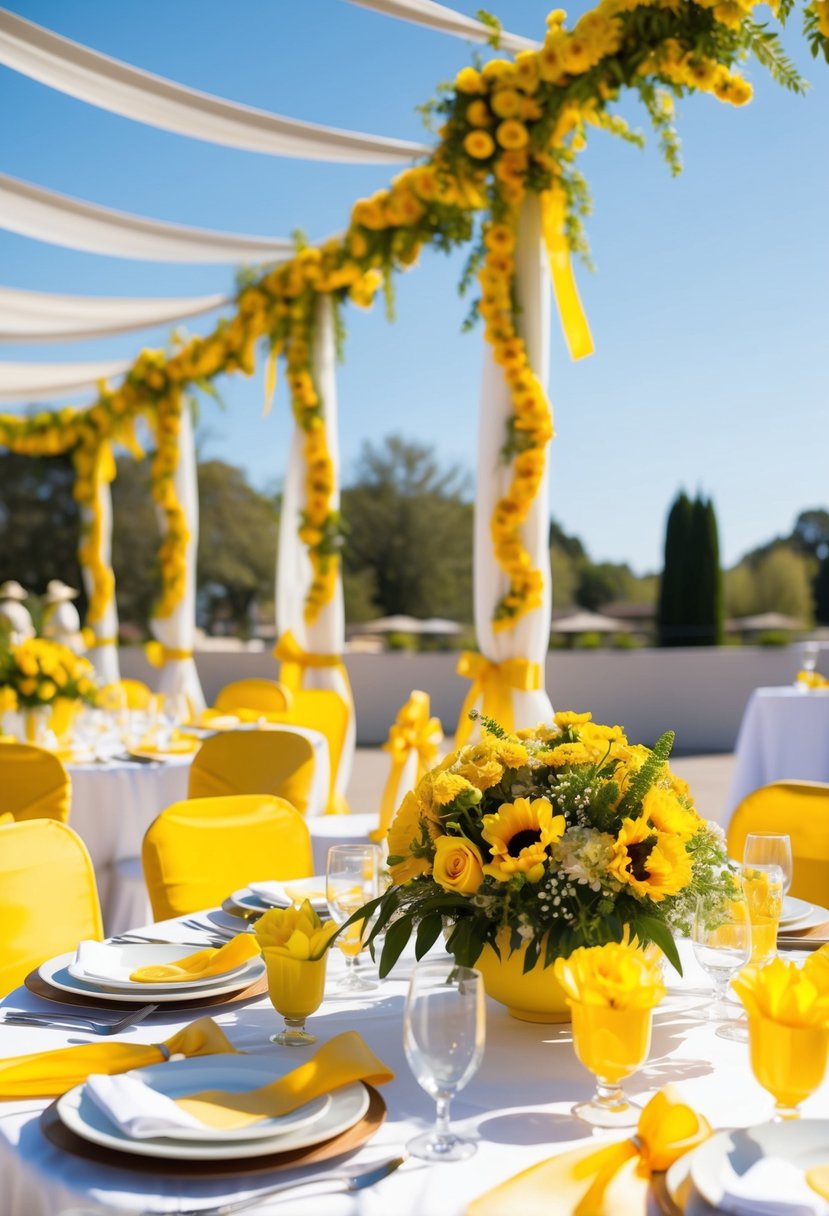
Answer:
[231, 876, 329, 919]
[55, 1055, 371, 1163]
[780, 896, 818, 930]
[39, 941, 265, 1006]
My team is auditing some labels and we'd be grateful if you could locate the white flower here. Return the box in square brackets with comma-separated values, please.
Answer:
[553, 827, 615, 892]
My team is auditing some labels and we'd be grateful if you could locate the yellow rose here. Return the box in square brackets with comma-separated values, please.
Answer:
[433, 836, 484, 896]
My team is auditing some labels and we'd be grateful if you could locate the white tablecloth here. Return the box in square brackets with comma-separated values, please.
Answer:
[0, 926, 821, 1216]
[726, 686, 829, 821]
[68, 726, 331, 937]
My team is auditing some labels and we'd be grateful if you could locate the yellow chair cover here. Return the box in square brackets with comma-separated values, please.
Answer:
[187, 729, 316, 816]
[265, 689, 350, 814]
[727, 781, 829, 905]
[214, 678, 293, 716]
[0, 741, 71, 823]
[98, 679, 154, 710]
[0, 818, 103, 996]
[142, 794, 313, 921]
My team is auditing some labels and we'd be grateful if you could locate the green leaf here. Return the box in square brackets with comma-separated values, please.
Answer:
[379, 917, 413, 978]
[632, 914, 682, 975]
[415, 914, 444, 959]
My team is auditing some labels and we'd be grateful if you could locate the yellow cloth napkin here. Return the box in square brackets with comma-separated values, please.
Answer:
[134, 735, 200, 757]
[0, 1017, 237, 1100]
[807, 1167, 829, 1201]
[176, 1030, 393, 1129]
[129, 933, 260, 984]
[467, 1087, 712, 1216]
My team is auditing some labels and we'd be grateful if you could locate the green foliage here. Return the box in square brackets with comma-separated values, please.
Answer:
[658, 491, 723, 646]
[744, 20, 810, 92]
[475, 9, 503, 49]
[619, 730, 675, 816]
[0, 453, 84, 606]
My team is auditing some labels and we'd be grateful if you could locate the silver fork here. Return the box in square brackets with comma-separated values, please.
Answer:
[2, 1003, 158, 1035]
[165, 1156, 406, 1216]
[111, 932, 229, 948]
[181, 918, 245, 940]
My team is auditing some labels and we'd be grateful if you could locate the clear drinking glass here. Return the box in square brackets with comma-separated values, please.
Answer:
[326, 844, 382, 992]
[403, 961, 485, 1161]
[742, 862, 785, 964]
[743, 835, 793, 897]
[692, 893, 752, 1025]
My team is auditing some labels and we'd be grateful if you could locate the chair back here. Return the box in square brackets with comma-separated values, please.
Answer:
[0, 741, 71, 823]
[0, 818, 102, 995]
[267, 690, 350, 813]
[99, 679, 154, 710]
[188, 729, 316, 814]
[727, 781, 829, 905]
[214, 678, 292, 716]
[142, 794, 313, 920]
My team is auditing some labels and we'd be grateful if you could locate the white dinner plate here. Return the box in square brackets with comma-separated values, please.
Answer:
[781, 896, 813, 926]
[67, 942, 253, 993]
[246, 876, 328, 912]
[690, 1119, 829, 1212]
[57, 1056, 369, 1160]
[39, 951, 265, 1004]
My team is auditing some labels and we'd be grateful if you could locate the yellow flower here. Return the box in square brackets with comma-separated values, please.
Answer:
[642, 787, 703, 841]
[482, 796, 565, 883]
[608, 817, 693, 902]
[466, 99, 492, 127]
[554, 938, 666, 1010]
[554, 710, 592, 729]
[490, 88, 522, 119]
[540, 741, 593, 768]
[495, 120, 529, 150]
[430, 771, 478, 808]
[464, 130, 495, 159]
[483, 224, 515, 254]
[387, 789, 441, 884]
[455, 66, 485, 94]
[732, 957, 829, 1028]
[254, 900, 337, 960]
[38, 680, 56, 702]
[433, 836, 484, 896]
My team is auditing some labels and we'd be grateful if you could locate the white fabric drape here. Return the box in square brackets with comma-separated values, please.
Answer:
[0, 357, 132, 404]
[276, 296, 355, 802]
[148, 404, 205, 715]
[0, 10, 429, 165]
[79, 477, 121, 685]
[0, 173, 294, 263]
[472, 194, 554, 728]
[348, 0, 539, 53]
[0, 284, 228, 342]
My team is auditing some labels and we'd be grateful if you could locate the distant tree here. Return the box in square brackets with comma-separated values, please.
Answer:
[111, 458, 160, 629]
[791, 509, 829, 561]
[688, 497, 724, 645]
[725, 563, 757, 618]
[752, 548, 814, 624]
[341, 436, 473, 622]
[657, 491, 693, 646]
[815, 556, 829, 625]
[550, 546, 578, 609]
[0, 452, 83, 605]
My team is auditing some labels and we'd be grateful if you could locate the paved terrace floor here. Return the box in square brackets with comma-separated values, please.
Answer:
[346, 748, 736, 828]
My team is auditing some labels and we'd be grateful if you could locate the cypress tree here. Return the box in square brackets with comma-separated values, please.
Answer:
[687, 497, 724, 645]
[815, 556, 829, 625]
[657, 491, 692, 646]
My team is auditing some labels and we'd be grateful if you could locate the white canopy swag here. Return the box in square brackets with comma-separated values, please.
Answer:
[0, 285, 229, 343]
[0, 8, 429, 165]
[347, 0, 538, 53]
[0, 173, 295, 263]
[0, 358, 132, 405]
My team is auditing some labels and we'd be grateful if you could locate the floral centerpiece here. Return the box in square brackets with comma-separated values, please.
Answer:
[0, 637, 99, 710]
[363, 712, 733, 1014]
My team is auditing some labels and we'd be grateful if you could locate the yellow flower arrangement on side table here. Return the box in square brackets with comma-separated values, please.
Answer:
[359, 711, 734, 1023]
[254, 901, 339, 1046]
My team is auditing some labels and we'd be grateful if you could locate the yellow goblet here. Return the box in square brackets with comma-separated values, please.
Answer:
[742, 864, 784, 965]
[263, 949, 328, 1046]
[570, 1002, 653, 1128]
[748, 1014, 829, 1120]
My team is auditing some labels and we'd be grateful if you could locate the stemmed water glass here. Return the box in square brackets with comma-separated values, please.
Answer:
[403, 960, 485, 1161]
[692, 893, 752, 1031]
[326, 845, 382, 992]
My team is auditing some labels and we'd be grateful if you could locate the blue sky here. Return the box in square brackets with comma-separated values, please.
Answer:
[1, 0, 827, 574]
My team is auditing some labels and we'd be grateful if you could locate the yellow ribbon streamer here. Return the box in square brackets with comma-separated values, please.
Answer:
[371, 690, 443, 842]
[272, 629, 346, 694]
[262, 344, 281, 417]
[467, 1087, 712, 1216]
[145, 642, 194, 668]
[540, 188, 594, 362]
[455, 652, 541, 747]
[82, 629, 118, 650]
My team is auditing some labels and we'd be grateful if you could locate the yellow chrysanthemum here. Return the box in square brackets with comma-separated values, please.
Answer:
[430, 771, 478, 808]
[482, 796, 565, 883]
[464, 130, 496, 159]
[608, 817, 693, 902]
[540, 741, 593, 768]
[642, 787, 703, 842]
[455, 756, 504, 792]
[554, 710, 592, 729]
[496, 119, 530, 150]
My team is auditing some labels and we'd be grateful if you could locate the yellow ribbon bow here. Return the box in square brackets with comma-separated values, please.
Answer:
[82, 629, 117, 650]
[272, 629, 346, 694]
[455, 652, 542, 747]
[145, 642, 194, 668]
[468, 1087, 712, 1216]
[540, 187, 594, 362]
[372, 690, 444, 842]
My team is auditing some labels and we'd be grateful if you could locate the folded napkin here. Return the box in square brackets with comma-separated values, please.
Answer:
[198, 710, 241, 730]
[129, 934, 260, 984]
[0, 1017, 236, 1100]
[467, 1087, 711, 1216]
[175, 1031, 393, 1130]
[250, 879, 327, 907]
[134, 736, 200, 756]
[721, 1158, 829, 1216]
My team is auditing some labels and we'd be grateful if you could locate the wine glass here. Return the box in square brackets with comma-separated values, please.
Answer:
[747, 1014, 829, 1121]
[743, 834, 793, 898]
[692, 893, 751, 1027]
[403, 960, 485, 1161]
[570, 1001, 654, 1128]
[797, 640, 821, 687]
[262, 948, 329, 1047]
[742, 862, 785, 965]
[326, 845, 381, 992]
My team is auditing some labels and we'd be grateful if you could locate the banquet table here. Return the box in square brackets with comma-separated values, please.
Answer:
[66, 726, 331, 937]
[0, 920, 824, 1216]
[726, 685, 829, 821]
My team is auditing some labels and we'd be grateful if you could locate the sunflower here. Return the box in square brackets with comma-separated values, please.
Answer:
[387, 790, 440, 884]
[608, 816, 693, 902]
[482, 796, 565, 883]
[463, 130, 496, 160]
[642, 787, 703, 842]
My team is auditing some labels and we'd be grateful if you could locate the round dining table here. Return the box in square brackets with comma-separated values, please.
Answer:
[1, 921, 825, 1216]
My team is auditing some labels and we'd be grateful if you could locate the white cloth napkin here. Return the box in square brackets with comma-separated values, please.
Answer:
[720, 1159, 829, 1216]
[73, 940, 133, 984]
[249, 879, 327, 908]
[85, 1072, 208, 1139]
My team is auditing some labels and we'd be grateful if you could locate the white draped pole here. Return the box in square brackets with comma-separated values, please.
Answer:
[79, 474, 120, 685]
[467, 195, 554, 733]
[149, 404, 205, 714]
[348, 0, 539, 53]
[276, 295, 355, 809]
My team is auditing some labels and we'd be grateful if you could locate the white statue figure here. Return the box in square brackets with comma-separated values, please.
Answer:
[0, 580, 35, 644]
[42, 580, 85, 654]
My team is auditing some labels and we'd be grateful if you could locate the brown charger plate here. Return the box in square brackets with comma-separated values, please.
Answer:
[25, 967, 268, 1012]
[40, 1084, 386, 1178]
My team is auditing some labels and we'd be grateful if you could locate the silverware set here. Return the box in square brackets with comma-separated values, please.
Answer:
[2, 1003, 158, 1035]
